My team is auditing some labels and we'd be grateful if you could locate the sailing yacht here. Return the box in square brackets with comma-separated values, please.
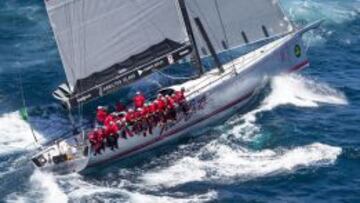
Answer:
[31, 0, 322, 174]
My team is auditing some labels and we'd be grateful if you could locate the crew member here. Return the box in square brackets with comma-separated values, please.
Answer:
[116, 120, 127, 139]
[96, 127, 106, 152]
[105, 121, 119, 150]
[133, 108, 143, 134]
[88, 130, 101, 155]
[115, 100, 127, 112]
[148, 101, 159, 127]
[122, 117, 134, 137]
[156, 94, 167, 124]
[165, 95, 177, 121]
[104, 112, 116, 126]
[96, 106, 108, 125]
[125, 109, 135, 125]
[175, 87, 189, 114]
[133, 91, 146, 109]
[140, 103, 151, 136]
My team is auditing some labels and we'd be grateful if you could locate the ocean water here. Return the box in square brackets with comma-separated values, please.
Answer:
[0, 0, 359, 202]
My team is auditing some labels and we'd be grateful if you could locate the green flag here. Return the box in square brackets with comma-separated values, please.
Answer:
[20, 107, 29, 121]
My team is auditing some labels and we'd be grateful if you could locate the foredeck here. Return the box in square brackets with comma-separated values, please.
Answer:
[181, 33, 294, 99]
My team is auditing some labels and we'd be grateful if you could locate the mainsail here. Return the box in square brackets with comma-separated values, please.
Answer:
[46, 0, 191, 107]
[185, 0, 294, 56]
[47, 0, 293, 108]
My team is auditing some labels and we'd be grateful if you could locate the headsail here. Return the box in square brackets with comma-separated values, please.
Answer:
[185, 0, 294, 56]
[46, 0, 191, 107]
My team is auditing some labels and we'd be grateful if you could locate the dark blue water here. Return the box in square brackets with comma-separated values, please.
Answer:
[1, 0, 360, 202]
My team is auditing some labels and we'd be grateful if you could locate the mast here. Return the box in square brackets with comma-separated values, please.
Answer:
[177, 0, 205, 76]
[194, 17, 224, 73]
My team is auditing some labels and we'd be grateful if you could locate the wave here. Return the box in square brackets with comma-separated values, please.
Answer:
[0, 112, 42, 155]
[0, 106, 75, 155]
[6, 170, 217, 203]
[225, 73, 347, 142]
[282, 0, 360, 24]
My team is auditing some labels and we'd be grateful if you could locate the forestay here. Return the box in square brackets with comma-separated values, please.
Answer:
[185, 0, 294, 56]
[46, 0, 190, 107]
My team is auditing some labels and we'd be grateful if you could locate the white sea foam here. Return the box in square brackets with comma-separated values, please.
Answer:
[227, 74, 347, 141]
[141, 142, 341, 188]
[282, 0, 360, 24]
[6, 170, 68, 203]
[0, 112, 43, 155]
[128, 190, 217, 203]
[10, 171, 217, 203]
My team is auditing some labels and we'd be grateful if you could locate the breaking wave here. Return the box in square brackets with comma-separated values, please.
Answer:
[282, 0, 360, 25]
[0, 106, 73, 155]
[141, 143, 341, 187]
[0, 112, 42, 155]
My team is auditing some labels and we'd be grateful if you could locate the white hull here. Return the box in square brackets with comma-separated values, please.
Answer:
[85, 31, 309, 169]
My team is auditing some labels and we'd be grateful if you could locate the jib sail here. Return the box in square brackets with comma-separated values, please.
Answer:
[45, 0, 191, 108]
[185, 0, 294, 56]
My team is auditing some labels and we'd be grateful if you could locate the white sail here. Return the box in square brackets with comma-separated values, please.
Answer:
[185, 0, 294, 56]
[45, 0, 188, 91]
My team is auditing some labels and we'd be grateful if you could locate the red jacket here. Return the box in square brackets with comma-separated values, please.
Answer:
[167, 97, 175, 109]
[104, 115, 115, 126]
[134, 95, 146, 109]
[106, 123, 119, 135]
[157, 98, 166, 111]
[175, 91, 185, 103]
[141, 106, 149, 118]
[149, 103, 158, 114]
[88, 131, 97, 143]
[134, 110, 141, 121]
[96, 128, 107, 141]
[125, 111, 135, 123]
[96, 109, 108, 123]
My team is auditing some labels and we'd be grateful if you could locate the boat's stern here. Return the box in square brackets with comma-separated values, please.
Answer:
[31, 134, 90, 174]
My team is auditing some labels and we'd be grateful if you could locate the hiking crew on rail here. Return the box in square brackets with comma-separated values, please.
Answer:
[88, 88, 188, 155]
